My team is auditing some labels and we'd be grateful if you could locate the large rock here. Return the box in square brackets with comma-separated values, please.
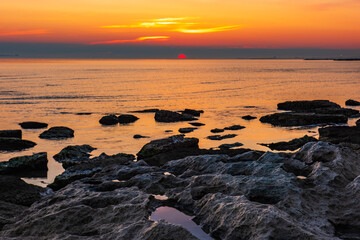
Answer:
[277, 100, 340, 111]
[0, 130, 21, 139]
[345, 99, 360, 106]
[356, 119, 360, 127]
[259, 135, 318, 151]
[19, 121, 48, 129]
[99, 115, 119, 125]
[155, 110, 197, 122]
[0, 138, 36, 151]
[260, 112, 347, 126]
[53, 145, 96, 168]
[118, 114, 139, 124]
[319, 126, 360, 144]
[39, 126, 74, 139]
[0, 152, 47, 176]
[137, 135, 199, 160]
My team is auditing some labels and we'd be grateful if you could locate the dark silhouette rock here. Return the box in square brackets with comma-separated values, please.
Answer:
[130, 109, 159, 113]
[310, 107, 359, 117]
[0, 138, 36, 151]
[39, 127, 74, 139]
[260, 112, 347, 126]
[75, 112, 92, 115]
[218, 142, 243, 149]
[356, 119, 360, 126]
[242, 115, 257, 120]
[155, 110, 197, 122]
[118, 114, 139, 124]
[0, 152, 47, 176]
[182, 109, 204, 117]
[346, 99, 360, 106]
[259, 135, 318, 151]
[211, 128, 224, 133]
[0, 130, 21, 139]
[178, 127, 197, 134]
[277, 100, 340, 111]
[165, 130, 173, 133]
[207, 134, 237, 141]
[224, 125, 245, 131]
[19, 122, 48, 129]
[133, 134, 149, 139]
[319, 126, 360, 144]
[99, 115, 118, 125]
[53, 145, 96, 168]
[188, 122, 205, 127]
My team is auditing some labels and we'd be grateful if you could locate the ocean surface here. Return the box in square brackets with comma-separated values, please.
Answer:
[0, 59, 359, 186]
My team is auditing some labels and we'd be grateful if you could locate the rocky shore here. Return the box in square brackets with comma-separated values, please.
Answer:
[0, 101, 359, 239]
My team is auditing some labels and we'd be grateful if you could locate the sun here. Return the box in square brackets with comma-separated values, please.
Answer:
[178, 54, 186, 59]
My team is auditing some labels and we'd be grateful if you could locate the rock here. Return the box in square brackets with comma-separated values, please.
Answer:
[19, 121, 48, 129]
[39, 126, 74, 139]
[311, 107, 359, 117]
[218, 142, 243, 149]
[118, 114, 139, 124]
[242, 115, 257, 120]
[188, 122, 205, 127]
[0, 138, 36, 151]
[75, 112, 92, 115]
[165, 130, 173, 133]
[0, 152, 47, 176]
[53, 145, 96, 167]
[134, 134, 149, 139]
[0, 130, 22, 139]
[319, 126, 360, 144]
[277, 100, 340, 111]
[178, 127, 197, 134]
[99, 115, 119, 125]
[346, 99, 360, 106]
[137, 135, 199, 160]
[211, 128, 224, 133]
[224, 125, 245, 131]
[182, 109, 204, 117]
[154, 110, 197, 122]
[260, 112, 348, 126]
[207, 134, 237, 141]
[357, 119, 360, 126]
[259, 135, 318, 151]
[130, 109, 160, 113]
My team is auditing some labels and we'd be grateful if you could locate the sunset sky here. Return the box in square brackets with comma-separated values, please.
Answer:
[2, 0, 360, 49]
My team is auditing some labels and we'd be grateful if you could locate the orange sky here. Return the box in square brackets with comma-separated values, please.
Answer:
[1, 0, 360, 48]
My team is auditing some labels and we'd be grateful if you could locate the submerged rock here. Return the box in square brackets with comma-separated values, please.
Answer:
[218, 142, 243, 149]
[133, 134, 149, 139]
[130, 108, 160, 113]
[0, 137, 36, 151]
[207, 134, 237, 141]
[155, 110, 197, 122]
[188, 122, 205, 127]
[277, 100, 340, 111]
[182, 109, 204, 117]
[319, 126, 360, 144]
[178, 127, 197, 134]
[260, 112, 347, 126]
[0, 130, 22, 139]
[259, 135, 318, 151]
[242, 115, 257, 120]
[118, 114, 139, 124]
[224, 125, 245, 131]
[0, 152, 47, 176]
[39, 126, 74, 139]
[345, 99, 360, 106]
[19, 121, 48, 129]
[99, 115, 119, 125]
[210, 128, 224, 133]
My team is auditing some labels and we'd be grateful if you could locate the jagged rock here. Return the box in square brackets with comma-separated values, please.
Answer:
[19, 121, 48, 129]
[188, 122, 205, 127]
[259, 135, 318, 151]
[0, 152, 47, 176]
[207, 134, 237, 141]
[118, 114, 139, 124]
[218, 142, 243, 149]
[0, 130, 22, 139]
[0, 138, 36, 151]
[155, 110, 197, 122]
[39, 126, 74, 139]
[134, 134, 149, 139]
[277, 100, 340, 111]
[242, 115, 257, 120]
[211, 128, 224, 133]
[99, 115, 119, 125]
[260, 112, 347, 126]
[182, 109, 204, 117]
[319, 126, 360, 144]
[224, 125, 245, 131]
[53, 145, 96, 167]
[178, 127, 197, 134]
[346, 99, 360, 106]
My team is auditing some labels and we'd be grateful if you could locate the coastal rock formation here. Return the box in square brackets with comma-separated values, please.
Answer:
[345, 99, 360, 106]
[207, 134, 237, 141]
[19, 121, 48, 129]
[218, 142, 243, 149]
[0, 152, 48, 176]
[53, 145, 96, 168]
[0, 130, 22, 139]
[182, 109, 204, 117]
[0, 138, 36, 151]
[130, 108, 159, 113]
[224, 125, 245, 131]
[39, 126, 74, 139]
[259, 135, 318, 151]
[178, 127, 197, 134]
[133, 134, 149, 139]
[210, 128, 224, 133]
[99, 115, 119, 125]
[319, 126, 360, 144]
[188, 122, 205, 127]
[118, 114, 139, 124]
[155, 110, 197, 122]
[277, 100, 340, 111]
[356, 119, 360, 126]
[242, 115, 257, 120]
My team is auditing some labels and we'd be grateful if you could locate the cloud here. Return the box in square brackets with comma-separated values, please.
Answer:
[101, 17, 191, 29]
[175, 25, 242, 33]
[89, 36, 170, 45]
[0, 29, 47, 36]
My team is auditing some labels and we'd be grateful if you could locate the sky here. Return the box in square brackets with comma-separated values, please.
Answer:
[1, 0, 360, 58]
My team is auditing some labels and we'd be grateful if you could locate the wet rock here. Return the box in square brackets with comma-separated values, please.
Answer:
[224, 125, 245, 131]
[242, 115, 257, 120]
[39, 126, 74, 139]
[0, 152, 47, 176]
[134, 134, 149, 139]
[259, 135, 318, 151]
[182, 109, 204, 117]
[118, 114, 139, 124]
[53, 145, 96, 167]
[356, 119, 360, 126]
[178, 127, 197, 134]
[0, 138, 36, 151]
[165, 130, 173, 133]
[319, 126, 360, 144]
[210, 128, 224, 133]
[155, 110, 197, 122]
[277, 100, 340, 111]
[260, 112, 348, 126]
[188, 122, 205, 127]
[75, 112, 92, 115]
[218, 142, 243, 149]
[207, 134, 237, 141]
[0, 130, 22, 139]
[311, 107, 359, 117]
[137, 135, 199, 160]
[19, 121, 48, 129]
[99, 115, 119, 125]
[130, 108, 160, 113]
[346, 99, 360, 106]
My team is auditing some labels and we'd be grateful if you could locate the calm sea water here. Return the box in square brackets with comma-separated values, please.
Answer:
[0, 59, 359, 186]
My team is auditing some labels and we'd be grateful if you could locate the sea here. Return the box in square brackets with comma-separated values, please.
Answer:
[0, 59, 359, 186]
